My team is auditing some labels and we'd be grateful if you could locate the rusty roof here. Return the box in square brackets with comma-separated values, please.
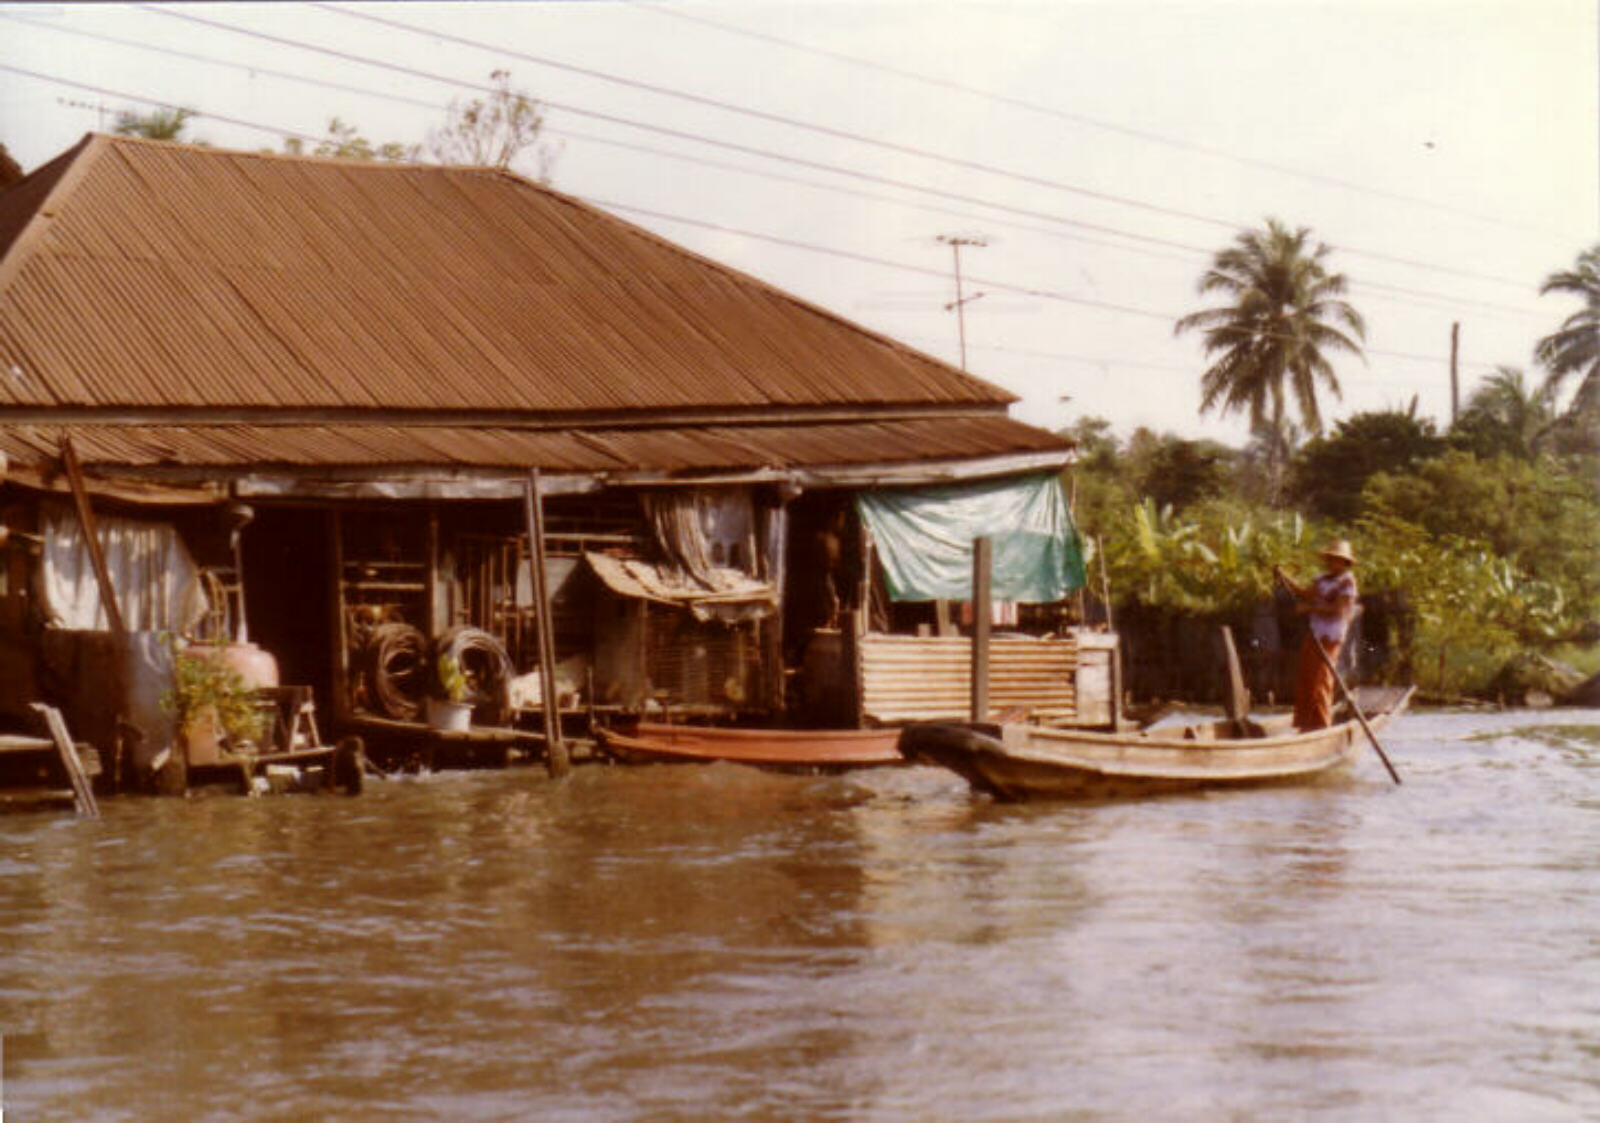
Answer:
[0, 135, 1015, 415]
[0, 414, 1065, 478]
[0, 135, 1071, 485]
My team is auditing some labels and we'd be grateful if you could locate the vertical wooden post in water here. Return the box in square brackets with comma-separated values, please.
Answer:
[523, 471, 568, 777]
[970, 536, 992, 723]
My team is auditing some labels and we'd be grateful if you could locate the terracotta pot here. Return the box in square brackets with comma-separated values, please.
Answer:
[182, 704, 224, 766]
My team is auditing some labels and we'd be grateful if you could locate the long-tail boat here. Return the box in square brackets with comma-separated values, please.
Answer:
[597, 721, 902, 769]
[898, 685, 1414, 801]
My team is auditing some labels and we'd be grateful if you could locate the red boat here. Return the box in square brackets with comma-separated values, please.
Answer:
[597, 721, 902, 769]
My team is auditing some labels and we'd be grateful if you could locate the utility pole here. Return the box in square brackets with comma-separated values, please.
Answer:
[1449, 321, 1460, 424]
[938, 234, 986, 370]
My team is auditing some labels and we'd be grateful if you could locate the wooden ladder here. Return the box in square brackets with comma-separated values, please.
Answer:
[30, 703, 100, 819]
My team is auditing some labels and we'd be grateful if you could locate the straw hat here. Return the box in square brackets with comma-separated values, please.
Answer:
[1319, 539, 1358, 565]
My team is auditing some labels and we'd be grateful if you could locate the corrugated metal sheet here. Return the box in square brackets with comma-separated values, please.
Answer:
[861, 633, 1081, 722]
[0, 414, 1065, 475]
[0, 135, 1017, 415]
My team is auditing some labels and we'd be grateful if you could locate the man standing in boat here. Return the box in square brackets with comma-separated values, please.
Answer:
[1274, 541, 1359, 730]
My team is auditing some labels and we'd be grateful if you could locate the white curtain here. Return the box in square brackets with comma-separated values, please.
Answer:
[37, 505, 208, 633]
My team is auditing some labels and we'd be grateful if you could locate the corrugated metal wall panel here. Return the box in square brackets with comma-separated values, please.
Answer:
[861, 633, 1080, 722]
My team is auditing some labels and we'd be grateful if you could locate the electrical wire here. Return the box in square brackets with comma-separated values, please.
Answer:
[18, 8, 1555, 318]
[140, 2, 1548, 292]
[630, 0, 1572, 242]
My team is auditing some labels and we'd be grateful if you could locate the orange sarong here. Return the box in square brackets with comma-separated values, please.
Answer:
[1293, 635, 1342, 730]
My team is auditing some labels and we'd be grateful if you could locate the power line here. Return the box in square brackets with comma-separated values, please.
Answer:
[151, 1, 1543, 292]
[589, 194, 1515, 372]
[13, 9, 1552, 324]
[1, 11, 446, 115]
[0, 67, 1531, 378]
[0, 63, 334, 149]
[630, 0, 1571, 243]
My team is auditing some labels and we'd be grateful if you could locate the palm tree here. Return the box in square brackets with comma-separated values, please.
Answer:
[1535, 245, 1600, 416]
[1452, 366, 1555, 459]
[1175, 218, 1365, 499]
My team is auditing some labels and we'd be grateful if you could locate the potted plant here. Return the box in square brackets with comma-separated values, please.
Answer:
[426, 653, 473, 732]
[163, 641, 268, 765]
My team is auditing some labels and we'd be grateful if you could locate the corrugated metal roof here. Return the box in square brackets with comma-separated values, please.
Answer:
[0, 135, 1017, 416]
[0, 415, 1066, 477]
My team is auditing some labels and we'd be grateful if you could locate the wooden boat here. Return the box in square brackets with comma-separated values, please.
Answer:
[898, 685, 1415, 800]
[598, 721, 902, 769]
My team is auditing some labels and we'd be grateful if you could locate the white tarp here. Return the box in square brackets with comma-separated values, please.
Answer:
[37, 505, 209, 633]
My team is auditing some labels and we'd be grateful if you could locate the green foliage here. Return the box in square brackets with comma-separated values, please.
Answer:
[1067, 409, 1600, 698]
[1099, 496, 1309, 617]
[114, 107, 197, 141]
[1362, 450, 1600, 611]
[436, 654, 469, 702]
[1290, 408, 1445, 520]
[425, 70, 558, 182]
[161, 644, 266, 746]
[1174, 217, 1366, 500]
[281, 118, 415, 162]
[1135, 435, 1233, 512]
[1536, 243, 1600, 416]
[1450, 367, 1556, 460]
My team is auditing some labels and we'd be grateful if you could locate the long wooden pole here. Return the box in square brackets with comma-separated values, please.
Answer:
[60, 438, 126, 640]
[59, 438, 134, 792]
[523, 470, 568, 777]
[970, 536, 991, 723]
[1309, 635, 1402, 785]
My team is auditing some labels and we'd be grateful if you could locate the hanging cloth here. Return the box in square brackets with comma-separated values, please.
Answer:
[856, 472, 1086, 603]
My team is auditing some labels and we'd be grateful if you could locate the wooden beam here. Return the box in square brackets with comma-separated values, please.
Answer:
[970, 537, 992, 723]
[523, 470, 568, 777]
[59, 437, 126, 640]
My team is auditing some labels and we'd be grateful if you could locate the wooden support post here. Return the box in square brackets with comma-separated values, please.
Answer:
[523, 471, 568, 777]
[425, 506, 442, 641]
[328, 508, 350, 726]
[970, 536, 992, 723]
[60, 438, 126, 640]
[59, 438, 135, 792]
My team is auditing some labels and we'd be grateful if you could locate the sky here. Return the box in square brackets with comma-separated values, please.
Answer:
[2, 1, 1596, 445]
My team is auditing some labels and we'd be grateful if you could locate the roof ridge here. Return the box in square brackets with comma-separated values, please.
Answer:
[0, 133, 108, 293]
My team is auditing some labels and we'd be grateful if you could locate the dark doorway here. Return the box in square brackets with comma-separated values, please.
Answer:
[240, 506, 333, 708]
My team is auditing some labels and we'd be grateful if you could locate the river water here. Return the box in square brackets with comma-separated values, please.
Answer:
[3, 708, 1598, 1121]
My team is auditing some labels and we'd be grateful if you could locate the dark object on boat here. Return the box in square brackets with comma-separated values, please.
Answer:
[899, 685, 1415, 801]
[598, 721, 902, 769]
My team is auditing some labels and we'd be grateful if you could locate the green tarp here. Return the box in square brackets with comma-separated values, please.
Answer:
[855, 473, 1086, 603]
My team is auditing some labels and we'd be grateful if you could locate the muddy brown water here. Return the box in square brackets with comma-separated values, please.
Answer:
[3, 709, 1598, 1121]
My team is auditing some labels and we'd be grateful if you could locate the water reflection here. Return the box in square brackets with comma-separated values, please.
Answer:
[2, 711, 1598, 1119]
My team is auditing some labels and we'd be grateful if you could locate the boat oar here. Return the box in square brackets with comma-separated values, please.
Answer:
[1308, 635, 1402, 785]
[1274, 566, 1402, 785]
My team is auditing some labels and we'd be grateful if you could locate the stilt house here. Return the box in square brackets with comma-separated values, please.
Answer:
[0, 135, 1105, 780]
